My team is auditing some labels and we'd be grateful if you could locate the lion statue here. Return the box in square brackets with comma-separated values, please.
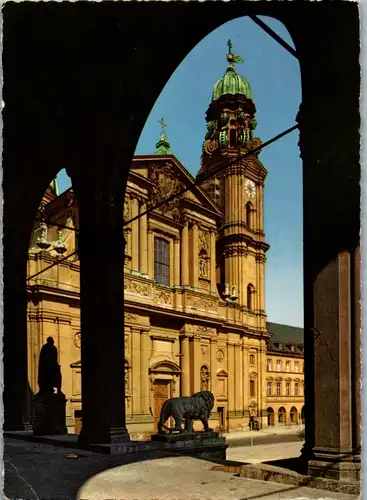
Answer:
[157, 390, 215, 434]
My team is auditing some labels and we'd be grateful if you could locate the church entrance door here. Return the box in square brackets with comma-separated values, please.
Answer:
[153, 380, 170, 432]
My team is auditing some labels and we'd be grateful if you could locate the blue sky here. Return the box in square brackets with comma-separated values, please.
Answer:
[57, 16, 303, 327]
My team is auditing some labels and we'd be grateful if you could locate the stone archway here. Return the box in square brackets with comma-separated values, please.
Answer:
[278, 407, 286, 425]
[149, 360, 181, 432]
[267, 407, 275, 426]
[290, 406, 298, 424]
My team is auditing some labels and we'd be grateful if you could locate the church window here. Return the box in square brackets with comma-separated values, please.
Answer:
[229, 129, 237, 147]
[250, 380, 256, 397]
[286, 382, 291, 396]
[294, 361, 299, 373]
[267, 359, 272, 371]
[267, 382, 272, 396]
[154, 237, 170, 286]
[247, 284, 255, 310]
[295, 382, 300, 396]
[200, 365, 210, 391]
[276, 382, 281, 396]
[276, 360, 282, 372]
[285, 361, 291, 372]
[250, 354, 255, 365]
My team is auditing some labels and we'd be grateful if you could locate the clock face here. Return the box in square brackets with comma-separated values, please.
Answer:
[245, 179, 256, 198]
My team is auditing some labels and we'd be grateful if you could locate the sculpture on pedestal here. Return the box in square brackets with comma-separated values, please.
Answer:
[33, 337, 67, 435]
[38, 337, 63, 394]
[157, 390, 214, 434]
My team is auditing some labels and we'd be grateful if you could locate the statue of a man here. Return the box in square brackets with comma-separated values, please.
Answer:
[38, 337, 62, 394]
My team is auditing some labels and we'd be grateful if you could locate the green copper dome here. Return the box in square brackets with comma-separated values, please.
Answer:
[212, 66, 252, 101]
[211, 40, 251, 102]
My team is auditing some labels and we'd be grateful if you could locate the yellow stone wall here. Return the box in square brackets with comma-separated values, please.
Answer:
[26, 157, 304, 436]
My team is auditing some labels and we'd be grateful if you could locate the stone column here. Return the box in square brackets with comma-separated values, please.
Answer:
[242, 343, 249, 411]
[210, 229, 217, 293]
[147, 224, 154, 279]
[227, 342, 235, 413]
[210, 338, 217, 396]
[78, 192, 129, 445]
[131, 328, 141, 415]
[234, 343, 242, 414]
[180, 336, 190, 396]
[191, 336, 201, 393]
[191, 223, 199, 288]
[139, 201, 148, 275]
[131, 196, 139, 272]
[181, 220, 189, 287]
[173, 236, 180, 286]
[140, 329, 151, 416]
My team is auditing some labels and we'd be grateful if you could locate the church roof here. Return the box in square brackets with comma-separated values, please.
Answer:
[266, 321, 304, 345]
[211, 40, 252, 102]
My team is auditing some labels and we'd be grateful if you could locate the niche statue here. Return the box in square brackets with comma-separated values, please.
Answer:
[38, 337, 63, 394]
[158, 390, 214, 434]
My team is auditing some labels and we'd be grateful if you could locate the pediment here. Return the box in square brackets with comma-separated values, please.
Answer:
[70, 359, 81, 369]
[131, 156, 223, 220]
[217, 368, 229, 378]
[249, 371, 258, 378]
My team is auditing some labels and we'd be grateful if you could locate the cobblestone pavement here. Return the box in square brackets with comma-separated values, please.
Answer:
[4, 438, 358, 500]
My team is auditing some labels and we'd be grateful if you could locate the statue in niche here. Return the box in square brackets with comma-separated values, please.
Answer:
[200, 365, 210, 391]
[199, 254, 208, 278]
[38, 337, 62, 395]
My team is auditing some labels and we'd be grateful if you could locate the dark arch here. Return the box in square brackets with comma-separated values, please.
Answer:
[278, 406, 286, 424]
[290, 406, 298, 424]
[267, 407, 275, 426]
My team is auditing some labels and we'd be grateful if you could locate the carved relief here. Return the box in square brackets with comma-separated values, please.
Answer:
[125, 312, 138, 322]
[148, 163, 184, 221]
[201, 344, 209, 362]
[200, 365, 210, 391]
[187, 295, 216, 311]
[155, 289, 172, 305]
[124, 196, 130, 220]
[217, 349, 225, 362]
[73, 332, 81, 349]
[124, 276, 150, 297]
[199, 250, 209, 278]
[199, 230, 209, 252]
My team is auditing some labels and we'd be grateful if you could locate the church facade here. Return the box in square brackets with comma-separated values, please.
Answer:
[26, 43, 304, 437]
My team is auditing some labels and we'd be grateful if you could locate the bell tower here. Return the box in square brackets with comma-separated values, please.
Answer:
[199, 40, 269, 328]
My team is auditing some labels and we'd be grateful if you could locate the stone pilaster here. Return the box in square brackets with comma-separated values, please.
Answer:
[147, 224, 154, 279]
[139, 201, 148, 274]
[140, 329, 151, 415]
[210, 338, 217, 396]
[234, 343, 242, 412]
[210, 229, 217, 293]
[191, 222, 199, 288]
[131, 196, 139, 271]
[131, 328, 141, 415]
[191, 336, 201, 394]
[227, 341, 235, 412]
[181, 220, 189, 287]
[173, 236, 180, 286]
[180, 336, 190, 397]
[242, 343, 249, 409]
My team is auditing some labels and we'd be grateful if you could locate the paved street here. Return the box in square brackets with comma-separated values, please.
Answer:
[227, 440, 303, 464]
[4, 438, 358, 500]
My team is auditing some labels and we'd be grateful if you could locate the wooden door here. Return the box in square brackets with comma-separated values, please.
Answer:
[153, 381, 169, 432]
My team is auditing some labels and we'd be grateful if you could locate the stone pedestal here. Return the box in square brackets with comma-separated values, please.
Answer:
[151, 431, 228, 459]
[33, 392, 68, 436]
[308, 452, 361, 482]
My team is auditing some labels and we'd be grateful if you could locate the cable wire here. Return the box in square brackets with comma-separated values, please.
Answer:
[249, 16, 298, 59]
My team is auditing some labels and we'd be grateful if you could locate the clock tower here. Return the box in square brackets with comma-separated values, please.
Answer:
[199, 40, 269, 330]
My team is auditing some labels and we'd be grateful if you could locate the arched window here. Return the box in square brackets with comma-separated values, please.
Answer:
[200, 365, 210, 391]
[229, 129, 237, 147]
[246, 201, 254, 229]
[154, 237, 170, 286]
[247, 283, 255, 310]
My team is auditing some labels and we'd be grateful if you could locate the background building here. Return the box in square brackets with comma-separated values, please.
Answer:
[26, 47, 304, 438]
